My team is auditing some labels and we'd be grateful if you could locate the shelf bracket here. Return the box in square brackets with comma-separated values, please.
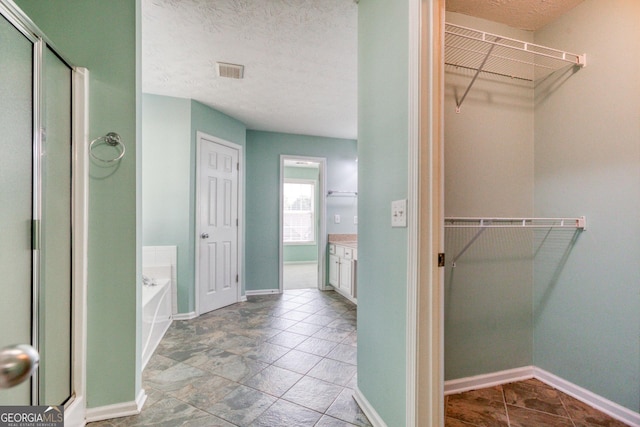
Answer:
[455, 38, 500, 113]
[451, 227, 487, 267]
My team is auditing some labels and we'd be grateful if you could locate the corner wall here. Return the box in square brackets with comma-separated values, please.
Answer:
[533, 0, 640, 412]
[142, 94, 191, 312]
[142, 95, 246, 313]
[443, 13, 535, 380]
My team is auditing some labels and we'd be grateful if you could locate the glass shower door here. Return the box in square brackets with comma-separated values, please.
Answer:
[0, 9, 73, 407]
[0, 12, 35, 405]
[39, 46, 73, 406]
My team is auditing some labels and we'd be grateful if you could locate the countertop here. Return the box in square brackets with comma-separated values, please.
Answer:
[328, 234, 357, 249]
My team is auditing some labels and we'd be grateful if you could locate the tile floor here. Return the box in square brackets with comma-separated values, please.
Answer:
[89, 288, 370, 427]
[445, 378, 630, 427]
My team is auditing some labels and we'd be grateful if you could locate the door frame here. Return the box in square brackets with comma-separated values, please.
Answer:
[0, 0, 88, 422]
[404, 0, 445, 425]
[68, 66, 89, 427]
[278, 155, 327, 293]
[194, 132, 244, 316]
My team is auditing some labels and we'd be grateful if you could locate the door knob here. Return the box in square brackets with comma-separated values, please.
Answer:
[201, 233, 209, 239]
[0, 344, 39, 389]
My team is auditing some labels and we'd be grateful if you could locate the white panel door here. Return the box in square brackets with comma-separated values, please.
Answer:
[198, 138, 239, 314]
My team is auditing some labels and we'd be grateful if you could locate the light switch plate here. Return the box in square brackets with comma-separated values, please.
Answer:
[391, 199, 407, 228]
[334, 214, 341, 224]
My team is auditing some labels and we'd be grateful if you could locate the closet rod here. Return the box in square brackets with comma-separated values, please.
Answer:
[445, 63, 531, 82]
[445, 216, 586, 229]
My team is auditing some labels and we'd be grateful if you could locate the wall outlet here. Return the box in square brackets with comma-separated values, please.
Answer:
[354, 216, 358, 224]
[334, 214, 341, 224]
[391, 199, 407, 227]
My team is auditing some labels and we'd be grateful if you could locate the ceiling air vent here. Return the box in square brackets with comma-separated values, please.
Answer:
[216, 62, 244, 79]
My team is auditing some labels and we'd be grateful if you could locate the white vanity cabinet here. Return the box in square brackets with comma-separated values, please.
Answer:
[328, 243, 357, 303]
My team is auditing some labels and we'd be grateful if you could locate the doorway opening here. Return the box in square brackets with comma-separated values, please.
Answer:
[279, 156, 327, 292]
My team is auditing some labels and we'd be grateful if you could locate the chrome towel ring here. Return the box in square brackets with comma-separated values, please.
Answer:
[89, 132, 126, 163]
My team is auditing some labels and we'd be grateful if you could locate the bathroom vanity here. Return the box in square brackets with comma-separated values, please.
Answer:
[328, 234, 357, 304]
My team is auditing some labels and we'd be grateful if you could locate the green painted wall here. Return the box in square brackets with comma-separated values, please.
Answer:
[283, 166, 319, 264]
[357, 1, 409, 424]
[141, 94, 191, 312]
[245, 130, 357, 292]
[533, 0, 640, 412]
[142, 95, 246, 313]
[283, 245, 317, 263]
[14, 0, 140, 408]
[444, 13, 534, 380]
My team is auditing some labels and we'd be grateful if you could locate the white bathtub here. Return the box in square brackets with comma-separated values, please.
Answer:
[142, 278, 172, 370]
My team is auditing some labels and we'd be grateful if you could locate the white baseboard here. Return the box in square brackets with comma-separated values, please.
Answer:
[444, 366, 640, 427]
[444, 366, 535, 395]
[245, 289, 280, 296]
[64, 395, 86, 427]
[354, 387, 388, 427]
[534, 367, 640, 427]
[172, 311, 197, 321]
[85, 389, 146, 423]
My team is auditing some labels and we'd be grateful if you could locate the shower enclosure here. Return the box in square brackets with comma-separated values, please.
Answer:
[0, 1, 86, 414]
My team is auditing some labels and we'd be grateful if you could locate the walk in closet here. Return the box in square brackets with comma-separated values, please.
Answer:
[442, 1, 640, 420]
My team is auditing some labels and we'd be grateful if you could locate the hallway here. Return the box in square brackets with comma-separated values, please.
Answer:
[89, 289, 369, 426]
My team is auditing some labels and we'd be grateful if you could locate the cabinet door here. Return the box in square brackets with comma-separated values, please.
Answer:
[329, 254, 340, 286]
[339, 258, 353, 294]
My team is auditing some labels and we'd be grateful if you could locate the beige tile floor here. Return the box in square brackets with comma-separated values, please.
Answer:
[89, 289, 369, 427]
[445, 378, 630, 427]
[283, 263, 318, 290]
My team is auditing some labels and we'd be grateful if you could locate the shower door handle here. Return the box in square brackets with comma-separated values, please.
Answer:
[201, 233, 209, 239]
[0, 344, 39, 389]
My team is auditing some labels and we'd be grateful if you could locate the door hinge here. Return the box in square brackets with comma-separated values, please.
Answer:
[236, 218, 238, 227]
[438, 253, 446, 267]
[32, 219, 40, 250]
[236, 274, 239, 283]
[237, 162, 239, 171]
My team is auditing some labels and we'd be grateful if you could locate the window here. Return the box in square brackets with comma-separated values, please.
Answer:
[283, 180, 315, 244]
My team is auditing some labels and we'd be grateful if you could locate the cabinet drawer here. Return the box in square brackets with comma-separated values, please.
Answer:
[329, 244, 336, 255]
[343, 247, 353, 260]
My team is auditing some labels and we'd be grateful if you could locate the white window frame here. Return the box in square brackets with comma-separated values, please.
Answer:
[283, 178, 316, 245]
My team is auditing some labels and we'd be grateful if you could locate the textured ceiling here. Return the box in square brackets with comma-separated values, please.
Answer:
[142, 0, 358, 140]
[446, 0, 585, 31]
[143, 1, 583, 141]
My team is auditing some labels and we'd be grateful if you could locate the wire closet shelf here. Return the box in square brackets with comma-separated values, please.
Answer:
[445, 23, 586, 111]
[445, 217, 586, 267]
[445, 216, 586, 229]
